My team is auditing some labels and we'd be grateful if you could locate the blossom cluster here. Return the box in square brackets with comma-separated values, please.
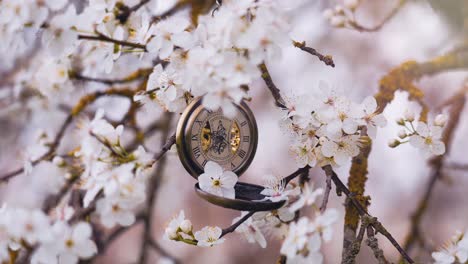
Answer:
[187, 160, 336, 263]
[77, 109, 154, 228]
[135, 0, 291, 116]
[164, 210, 225, 247]
[432, 230, 468, 264]
[389, 111, 447, 157]
[322, 0, 361, 28]
[283, 83, 387, 169]
[0, 205, 97, 264]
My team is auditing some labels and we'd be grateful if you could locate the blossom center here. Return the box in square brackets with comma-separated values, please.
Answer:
[212, 179, 221, 187]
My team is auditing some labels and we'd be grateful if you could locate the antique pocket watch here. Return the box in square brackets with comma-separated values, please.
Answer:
[176, 97, 286, 211]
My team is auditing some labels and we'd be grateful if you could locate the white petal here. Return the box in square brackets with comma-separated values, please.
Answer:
[204, 161, 223, 176]
[431, 141, 446, 156]
[72, 222, 92, 242]
[172, 31, 194, 50]
[221, 171, 238, 187]
[320, 140, 337, 158]
[362, 96, 377, 114]
[222, 187, 235, 199]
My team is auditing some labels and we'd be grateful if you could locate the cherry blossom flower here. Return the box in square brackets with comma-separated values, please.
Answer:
[233, 212, 267, 248]
[280, 217, 311, 258]
[33, 222, 97, 264]
[147, 16, 194, 59]
[198, 161, 238, 199]
[320, 135, 361, 166]
[289, 136, 319, 168]
[194, 226, 225, 247]
[95, 196, 138, 228]
[310, 209, 339, 242]
[164, 210, 193, 241]
[432, 231, 468, 264]
[260, 176, 300, 202]
[359, 96, 387, 138]
[289, 182, 324, 213]
[409, 122, 445, 156]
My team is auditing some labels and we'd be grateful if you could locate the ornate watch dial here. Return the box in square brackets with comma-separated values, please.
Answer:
[176, 98, 258, 178]
[190, 108, 251, 170]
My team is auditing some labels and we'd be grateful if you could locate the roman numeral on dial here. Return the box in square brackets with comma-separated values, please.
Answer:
[240, 120, 247, 127]
[243, 136, 249, 142]
[191, 134, 198, 141]
[238, 149, 246, 159]
[193, 146, 201, 159]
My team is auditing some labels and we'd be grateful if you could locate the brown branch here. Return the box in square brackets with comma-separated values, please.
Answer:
[402, 88, 466, 254]
[259, 63, 286, 109]
[220, 211, 255, 238]
[0, 87, 137, 183]
[323, 165, 414, 263]
[366, 225, 389, 264]
[0, 114, 73, 183]
[70, 68, 151, 85]
[292, 41, 335, 67]
[445, 162, 468, 170]
[116, 0, 151, 23]
[320, 172, 332, 213]
[138, 113, 173, 264]
[78, 33, 147, 51]
[347, 0, 406, 32]
[153, 133, 176, 163]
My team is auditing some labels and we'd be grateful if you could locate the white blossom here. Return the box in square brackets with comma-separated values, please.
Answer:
[198, 161, 238, 199]
[194, 226, 225, 247]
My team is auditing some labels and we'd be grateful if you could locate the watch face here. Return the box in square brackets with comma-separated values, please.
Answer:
[176, 98, 258, 178]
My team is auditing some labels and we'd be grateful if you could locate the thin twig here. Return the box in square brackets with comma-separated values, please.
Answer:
[323, 165, 414, 263]
[348, 0, 406, 32]
[71, 69, 151, 85]
[0, 87, 138, 183]
[220, 211, 255, 238]
[292, 41, 335, 67]
[320, 173, 332, 213]
[0, 114, 73, 183]
[78, 33, 147, 51]
[258, 63, 287, 109]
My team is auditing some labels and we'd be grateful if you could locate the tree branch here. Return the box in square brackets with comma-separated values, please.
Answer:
[292, 41, 335, 67]
[138, 113, 173, 264]
[220, 211, 255, 238]
[78, 33, 147, 51]
[347, 0, 406, 32]
[322, 165, 414, 263]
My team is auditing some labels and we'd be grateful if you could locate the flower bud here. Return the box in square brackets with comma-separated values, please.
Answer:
[397, 129, 407, 139]
[330, 16, 345, 27]
[334, 5, 344, 14]
[434, 114, 447, 127]
[404, 110, 415, 122]
[52, 156, 64, 166]
[344, 0, 359, 10]
[396, 118, 405, 126]
[180, 219, 192, 233]
[388, 139, 400, 148]
[323, 9, 334, 20]
[165, 227, 178, 240]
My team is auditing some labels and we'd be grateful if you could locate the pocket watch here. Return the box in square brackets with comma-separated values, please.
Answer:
[176, 97, 286, 211]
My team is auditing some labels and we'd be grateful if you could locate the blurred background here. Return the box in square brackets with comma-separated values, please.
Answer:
[1, 0, 467, 263]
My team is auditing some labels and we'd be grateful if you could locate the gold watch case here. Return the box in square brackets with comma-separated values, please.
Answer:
[176, 97, 258, 178]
